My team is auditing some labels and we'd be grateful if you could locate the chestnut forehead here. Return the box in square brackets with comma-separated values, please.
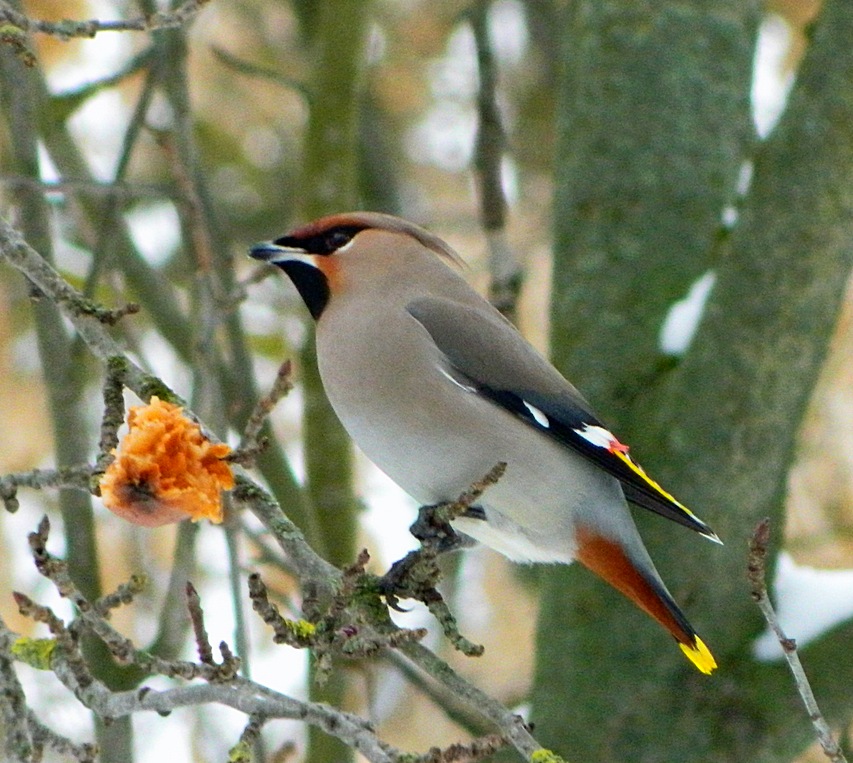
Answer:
[287, 219, 353, 239]
[284, 212, 375, 242]
[281, 213, 465, 268]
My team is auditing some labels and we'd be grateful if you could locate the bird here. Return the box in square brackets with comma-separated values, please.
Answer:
[250, 211, 720, 674]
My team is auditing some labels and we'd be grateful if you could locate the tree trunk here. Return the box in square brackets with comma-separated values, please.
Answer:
[534, 1, 853, 760]
[298, 2, 371, 761]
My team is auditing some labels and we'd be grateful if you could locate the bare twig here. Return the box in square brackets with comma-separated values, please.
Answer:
[240, 516, 301, 577]
[81, 63, 158, 332]
[399, 641, 541, 760]
[224, 263, 278, 311]
[73, 676, 396, 762]
[748, 519, 849, 763]
[94, 575, 147, 618]
[469, 0, 522, 321]
[0, 0, 210, 41]
[2, 35, 133, 754]
[186, 582, 215, 666]
[92, 357, 127, 486]
[0, 221, 137, 326]
[250, 555, 428, 687]
[0, 616, 34, 762]
[228, 714, 266, 763]
[423, 587, 484, 658]
[247, 572, 317, 649]
[0, 219, 201, 429]
[1, 616, 101, 762]
[5, 582, 397, 762]
[223, 506, 256, 685]
[404, 733, 509, 763]
[12, 588, 95, 692]
[0, 175, 174, 199]
[382, 649, 495, 738]
[147, 523, 200, 660]
[231, 359, 294, 466]
[379, 463, 506, 656]
[0, 223, 549, 761]
[0, 465, 93, 513]
[58, 47, 156, 114]
[230, 475, 340, 596]
[22, 517, 235, 681]
[9, 491, 549, 761]
[154, 129, 218, 276]
[27, 706, 98, 762]
[442, 462, 507, 519]
[211, 46, 310, 97]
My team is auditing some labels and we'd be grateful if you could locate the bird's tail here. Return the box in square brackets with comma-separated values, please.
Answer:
[575, 528, 717, 674]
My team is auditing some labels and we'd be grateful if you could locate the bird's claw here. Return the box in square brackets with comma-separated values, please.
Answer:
[410, 502, 478, 551]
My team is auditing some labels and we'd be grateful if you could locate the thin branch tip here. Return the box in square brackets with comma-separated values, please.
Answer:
[0, 0, 211, 41]
[746, 517, 849, 763]
[747, 517, 772, 600]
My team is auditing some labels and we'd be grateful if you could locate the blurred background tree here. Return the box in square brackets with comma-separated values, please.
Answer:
[1, 0, 852, 761]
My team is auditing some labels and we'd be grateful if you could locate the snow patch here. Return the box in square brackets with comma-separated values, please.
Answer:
[754, 552, 853, 661]
[659, 270, 716, 356]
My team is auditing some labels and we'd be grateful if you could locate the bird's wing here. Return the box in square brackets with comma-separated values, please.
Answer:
[406, 296, 720, 543]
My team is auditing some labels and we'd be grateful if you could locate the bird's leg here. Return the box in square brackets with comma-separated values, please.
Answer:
[381, 501, 483, 597]
[377, 501, 485, 656]
[409, 502, 481, 552]
[379, 505, 446, 606]
[377, 470, 503, 657]
[379, 467, 503, 603]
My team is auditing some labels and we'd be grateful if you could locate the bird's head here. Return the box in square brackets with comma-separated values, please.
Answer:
[250, 212, 463, 320]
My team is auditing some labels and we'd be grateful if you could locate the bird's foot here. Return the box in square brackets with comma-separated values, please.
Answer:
[376, 502, 485, 656]
[378, 498, 484, 605]
[409, 502, 480, 552]
[378, 503, 454, 609]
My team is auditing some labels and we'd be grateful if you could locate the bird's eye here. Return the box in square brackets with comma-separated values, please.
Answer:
[325, 229, 354, 251]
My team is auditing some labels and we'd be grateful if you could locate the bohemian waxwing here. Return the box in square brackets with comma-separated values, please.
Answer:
[251, 211, 720, 674]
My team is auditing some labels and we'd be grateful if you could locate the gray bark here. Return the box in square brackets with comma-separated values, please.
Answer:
[534, 1, 853, 760]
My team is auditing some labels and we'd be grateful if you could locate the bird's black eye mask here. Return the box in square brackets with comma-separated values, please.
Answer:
[274, 225, 366, 255]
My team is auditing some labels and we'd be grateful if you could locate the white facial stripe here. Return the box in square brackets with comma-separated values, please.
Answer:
[270, 249, 314, 265]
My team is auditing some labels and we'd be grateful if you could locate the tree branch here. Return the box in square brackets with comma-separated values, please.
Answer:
[1, 514, 549, 763]
[748, 520, 849, 763]
[1, 217, 557, 762]
[469, 0, 522, 321]
[0, 0, 210, 41]
[0, 618, 34, 762]
[0, 219, 159, 392]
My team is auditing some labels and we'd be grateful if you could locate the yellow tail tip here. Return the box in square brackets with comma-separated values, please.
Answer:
[679, 636, 717, 674]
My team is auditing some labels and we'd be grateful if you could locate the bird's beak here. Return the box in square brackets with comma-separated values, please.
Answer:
[249, 241, 312, 265]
